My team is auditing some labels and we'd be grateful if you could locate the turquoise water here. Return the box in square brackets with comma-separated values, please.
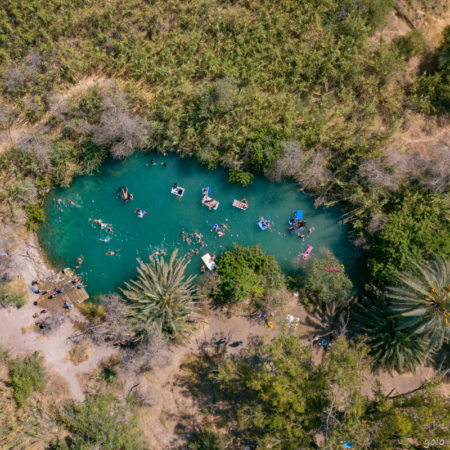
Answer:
[39, 153, 360, 296]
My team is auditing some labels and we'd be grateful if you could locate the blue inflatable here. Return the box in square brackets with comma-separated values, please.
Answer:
[202, 186, 211, 195]
[211, 223, 219, 231]
[258, 218, 270, 231]
[289, 209, 303, 225]
[136, 209, 147, 218]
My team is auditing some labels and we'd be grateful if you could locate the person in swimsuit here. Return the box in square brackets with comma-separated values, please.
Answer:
[105, 250, 120, 256]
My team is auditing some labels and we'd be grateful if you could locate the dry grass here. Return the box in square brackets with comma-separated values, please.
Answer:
[67, 343, 91, 366]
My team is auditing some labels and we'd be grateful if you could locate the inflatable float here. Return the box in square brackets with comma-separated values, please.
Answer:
[136, 209, 147, 219]
[202, 186, 211, 195]
[289, 210, 306, 230]
[258, 217, 271, 231]
[171, 186, 185, 198]
[302, 246, 313, 260]
[232, 199, 248, 210]
[202, 196, 220, 210]
[201, 253, 216, 271]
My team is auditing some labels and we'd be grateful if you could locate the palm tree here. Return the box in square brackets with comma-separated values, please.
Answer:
[121, 250, 197, 343]
[352, 294, 430, 372]
[388, 254, 449, 352]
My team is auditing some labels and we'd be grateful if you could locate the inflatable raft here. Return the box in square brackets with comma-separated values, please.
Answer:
[201, 253, 216, 271]
[171, 186, 185, 197]
[232, 199, 248, 210]
[302, 246, 313, 260]
[258, 217, 270, 231]
[202, 196, 220, 210]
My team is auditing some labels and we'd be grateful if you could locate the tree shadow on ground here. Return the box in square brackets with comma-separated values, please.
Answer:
[299, 302, 350, 347]
[170, 333, 263, 447]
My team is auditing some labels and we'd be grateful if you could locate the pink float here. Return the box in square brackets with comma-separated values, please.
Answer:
[302, 246, 313, 260]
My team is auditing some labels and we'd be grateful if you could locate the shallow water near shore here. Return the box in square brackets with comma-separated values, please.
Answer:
[39, 153, 361, 296]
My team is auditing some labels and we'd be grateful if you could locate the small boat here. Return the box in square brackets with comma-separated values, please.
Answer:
[258, 217, 270, 231]
[232, 199, 248, 210]
[171, 186, 185, 197]
[302, 246, 313, 260]
[201, 253, 216, 271]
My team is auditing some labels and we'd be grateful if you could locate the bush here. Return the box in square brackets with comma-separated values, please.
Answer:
[59, 393, 146, 449]
[67, 343, 90, 366]
[0, 282, 27, 308]
[303, 250, 352, 307]
[188, 429, 225, 450]
[410, 26, 450, 114]
[368, 192, 450, 284]
[78, 302, 106, 320]
[216, 244, 284, 304]
[10, 352, 46, 407]
[393, 30, 427, 60]
[25, 203, 45, 231]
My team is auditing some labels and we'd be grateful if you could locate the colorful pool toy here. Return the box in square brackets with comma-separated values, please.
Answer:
[233, 198, 248, 210]
[258, 217, 270, 231]
[302, 245, 313, 260]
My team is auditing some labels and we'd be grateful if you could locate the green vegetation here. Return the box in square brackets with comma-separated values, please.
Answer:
[209, 334, 449, 448]
[57, 393, 146, 449]
[10, 351, 46, 407]
[303, 250, 353, 307]
[25, 203, 45, 231]
[388, 254, 449, 353]
[368, 192, 450, 284]
[216, 244, 284, 304]
[411, 25, 450, 114]
[121, 250, 197, 342]
[352, 294, 430, 372]
[0, 282, 27, 308]
[1, 0, 449, 445]
[188, 430, 225, 450]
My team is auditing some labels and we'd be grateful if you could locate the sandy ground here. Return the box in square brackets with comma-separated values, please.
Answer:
[0, 232, 116, 401]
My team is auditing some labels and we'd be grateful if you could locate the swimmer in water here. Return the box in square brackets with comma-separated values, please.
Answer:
[105, 226, 114, 234]
[105, 250, 120, 256]
[192, 249, 199, 255]
[161, 162, 167, 168]
[55, 198, 63, 205]
[221, 223, 229, 231]
[68, 199, 80, 207]
[151, 159, 156, 165]
[308, 226, 315, 235]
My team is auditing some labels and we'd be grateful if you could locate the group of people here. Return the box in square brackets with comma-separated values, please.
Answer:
[211, 223, 229, 238]
[89, 218, 114, 234]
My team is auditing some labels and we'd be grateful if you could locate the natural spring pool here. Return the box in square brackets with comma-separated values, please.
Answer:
[38, 153, 360, 296]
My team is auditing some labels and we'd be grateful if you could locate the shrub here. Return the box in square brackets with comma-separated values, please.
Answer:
[228, 169, 254, 186]
[303, 250, 352, 307]
[216, 244, 284, 304]
[25, 203, 45, 231]
[368, 192, 450, 284]
[78, 302, 106, 320]
[393, 30, 427, 60]
[59, 393, 146, 449]
[10, 352, 46, 407]
[188, 429, 225, 450]
[67, 343, 90, 366]
[0, 282, 27, 308]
